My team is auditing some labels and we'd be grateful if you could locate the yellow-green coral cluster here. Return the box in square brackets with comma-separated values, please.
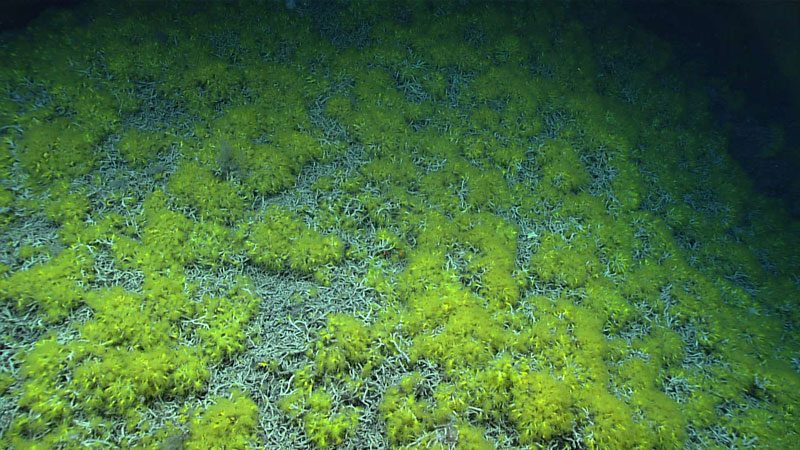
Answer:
[1, 0, 799, 449]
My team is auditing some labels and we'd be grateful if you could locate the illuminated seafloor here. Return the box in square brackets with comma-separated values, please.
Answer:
[0, 1, 799, 449]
